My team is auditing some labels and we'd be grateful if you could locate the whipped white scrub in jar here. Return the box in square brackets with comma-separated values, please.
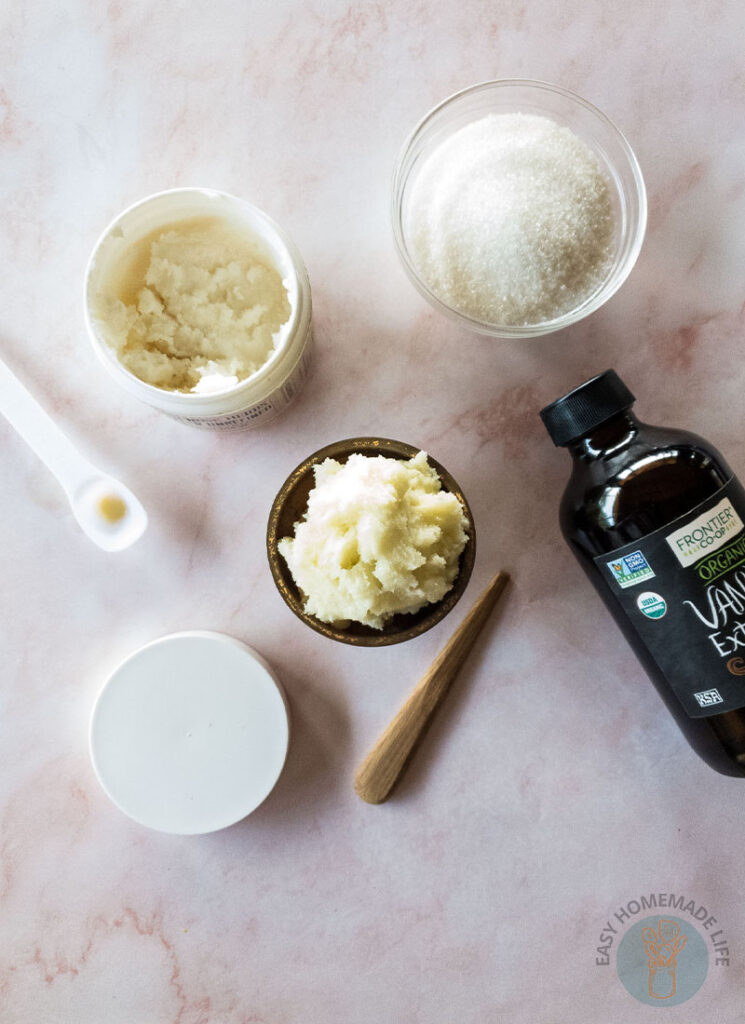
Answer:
[84, 188, 312, 429]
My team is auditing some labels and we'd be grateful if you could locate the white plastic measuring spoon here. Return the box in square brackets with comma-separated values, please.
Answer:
[0, 358, 147, 552]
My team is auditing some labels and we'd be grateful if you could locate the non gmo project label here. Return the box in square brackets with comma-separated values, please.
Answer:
[607, 551, 656, 589]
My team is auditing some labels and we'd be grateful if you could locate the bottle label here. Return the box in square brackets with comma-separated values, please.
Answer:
[594, 476, 745, 718]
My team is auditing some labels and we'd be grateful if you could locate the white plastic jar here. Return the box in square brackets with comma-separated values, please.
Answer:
[84, 188, 312, 430]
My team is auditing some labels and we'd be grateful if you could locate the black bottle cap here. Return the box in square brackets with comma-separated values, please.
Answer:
[540, 370, 636, 447]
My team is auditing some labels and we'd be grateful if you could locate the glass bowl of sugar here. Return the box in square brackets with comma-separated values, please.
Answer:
[391, 80, 647, 338]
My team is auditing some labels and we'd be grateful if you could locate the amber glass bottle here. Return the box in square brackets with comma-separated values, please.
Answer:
[541, 369, 745, 777]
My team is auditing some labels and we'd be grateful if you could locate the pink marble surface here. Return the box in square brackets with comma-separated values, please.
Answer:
[1, 1, 745, 1021]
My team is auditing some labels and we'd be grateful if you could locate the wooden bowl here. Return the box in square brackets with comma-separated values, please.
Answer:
[266, 437, 476, 646]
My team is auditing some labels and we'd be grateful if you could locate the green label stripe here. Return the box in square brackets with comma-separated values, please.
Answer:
[694, 530, 745, 583]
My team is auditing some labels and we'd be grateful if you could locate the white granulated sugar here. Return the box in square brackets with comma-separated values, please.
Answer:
[407, 113, 616, 325]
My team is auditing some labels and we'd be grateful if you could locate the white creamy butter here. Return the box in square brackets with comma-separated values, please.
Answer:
[90, 216, 291, 393]
[278, 451, 469, 630]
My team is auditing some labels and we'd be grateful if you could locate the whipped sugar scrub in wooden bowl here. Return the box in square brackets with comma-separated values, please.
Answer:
[267, 438, 475, 646]
[392, 79, 647, 338]
[84, 188, 312, 429]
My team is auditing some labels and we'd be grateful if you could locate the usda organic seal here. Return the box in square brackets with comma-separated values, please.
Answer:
[637, 591, 667, 619]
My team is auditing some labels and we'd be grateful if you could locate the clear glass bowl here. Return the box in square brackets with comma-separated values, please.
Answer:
[391, 80, 647, 339]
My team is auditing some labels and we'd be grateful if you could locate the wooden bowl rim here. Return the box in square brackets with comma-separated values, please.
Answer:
[266, 437, 476, 647]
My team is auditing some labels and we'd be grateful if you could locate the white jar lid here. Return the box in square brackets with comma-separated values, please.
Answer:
[89, 631, 290, 834]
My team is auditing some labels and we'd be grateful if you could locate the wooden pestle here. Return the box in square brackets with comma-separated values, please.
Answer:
[354, 570, 511, 804]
